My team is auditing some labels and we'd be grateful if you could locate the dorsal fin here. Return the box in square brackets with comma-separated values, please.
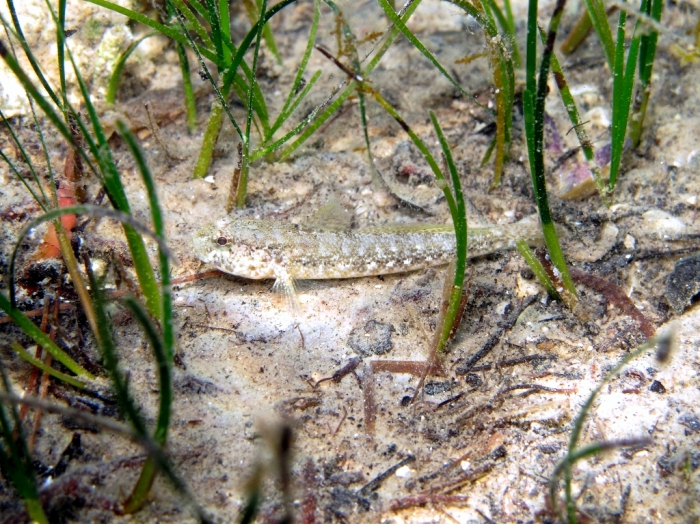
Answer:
[301, 201, 352, 231]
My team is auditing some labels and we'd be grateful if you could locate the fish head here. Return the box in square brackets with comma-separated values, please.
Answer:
[192, 217, 281, 279]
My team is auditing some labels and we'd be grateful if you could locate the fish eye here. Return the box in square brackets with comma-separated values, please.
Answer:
[217, 236, 228, 246]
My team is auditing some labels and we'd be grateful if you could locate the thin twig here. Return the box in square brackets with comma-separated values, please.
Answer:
[357, 455, 416, 496]
[332, 406, 348, 437]
[19, 298, 50, 425]
[29, 295, 60, 450]
[495, 383, 576, 397]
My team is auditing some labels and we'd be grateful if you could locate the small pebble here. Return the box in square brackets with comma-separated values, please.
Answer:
[649, 380, 666, 394]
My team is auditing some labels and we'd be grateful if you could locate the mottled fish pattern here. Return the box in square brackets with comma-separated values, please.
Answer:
[192, 211, 544, 297]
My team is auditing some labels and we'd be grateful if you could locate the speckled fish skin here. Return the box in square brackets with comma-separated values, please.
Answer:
[192, 216, 543, 281]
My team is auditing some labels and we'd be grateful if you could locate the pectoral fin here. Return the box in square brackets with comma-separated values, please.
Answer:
[272, 274, 300, 312]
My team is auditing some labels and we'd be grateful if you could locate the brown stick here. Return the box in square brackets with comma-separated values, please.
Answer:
[569, 267, 655, 338]
[19, 299, 50, 424]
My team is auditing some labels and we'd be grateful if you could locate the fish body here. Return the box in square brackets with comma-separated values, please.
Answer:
[192, 213, 543, 295]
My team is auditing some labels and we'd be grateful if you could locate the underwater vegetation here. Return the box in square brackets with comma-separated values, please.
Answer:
[1, 0, 695, 521]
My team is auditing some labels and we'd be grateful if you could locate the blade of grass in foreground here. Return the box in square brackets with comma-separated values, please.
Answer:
[523, 0, 577, 303]
[538, 26, 609, 204]
[235, 0, 268, 208]
[515, 240, 561, 299]
[242, 0, 281, 64]
[0, 363, 48, 524]
[581, 0, 615, 69]
[117, 120, 175, 512]
[264, 0, 321, 141]
[629, 0, 663, 146]
[608, 10, 641, 193]
[117, 121, 174, 358]
[174, 38, 197, 132]
[371, 90, 458, 216]
[84, 265, 173, 514]
[430, 111, 468, 353]
[4, 8, 112, 345]
[0, 111, 51, 211]
[60, 31, 163, 318]
[36, 0, 164, 321]
[549, 333, 668, 521]
[378, 0, 487, 110]
[320, 1, 382, 188]
[121, 298, 172, 512]
[57, 0, 69, 101]
[11, 342, 87, 389]
[366, 93, 469, 352]
[5, 0, 62, 108]
[278, 0, 423, 161]
[85, 0, 220, 63]
[106, 32, 157, 105]
[447, 0, 516, 187]
[7, 204, 169, 369]
[251, 70, 322, 162]
[87, 262, 149, 438]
